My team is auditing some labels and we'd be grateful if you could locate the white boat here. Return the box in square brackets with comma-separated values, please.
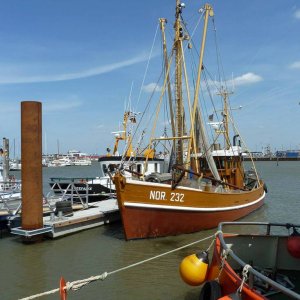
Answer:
[9, 159, 22, 171]
[72, 158, 92, 166]
[47, 157, 73, 167]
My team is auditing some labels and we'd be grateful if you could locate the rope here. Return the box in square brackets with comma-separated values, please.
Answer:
[18, 288, 60, 300]
[19, 234, 215, 300]
[238, 264, 252, 293]
[206, 229, 221, 252]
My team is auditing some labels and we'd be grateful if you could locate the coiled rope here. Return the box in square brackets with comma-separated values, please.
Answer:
[19, 233, 217, 300]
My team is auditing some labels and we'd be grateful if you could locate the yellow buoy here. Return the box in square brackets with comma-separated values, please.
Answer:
[179, 251, 209, 286]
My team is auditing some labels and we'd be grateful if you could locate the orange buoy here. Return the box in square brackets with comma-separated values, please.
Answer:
[60, 277, 67, 300]
[179, 251, 209, 286]
[287, 228, 300, 259]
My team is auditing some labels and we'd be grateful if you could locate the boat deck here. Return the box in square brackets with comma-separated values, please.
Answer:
[269, 270, 300, 299]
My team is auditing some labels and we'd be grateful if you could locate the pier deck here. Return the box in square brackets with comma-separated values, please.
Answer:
[10, 198, 120, 239]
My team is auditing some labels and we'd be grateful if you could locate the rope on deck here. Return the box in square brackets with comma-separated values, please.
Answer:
[19, 233, 216, 300]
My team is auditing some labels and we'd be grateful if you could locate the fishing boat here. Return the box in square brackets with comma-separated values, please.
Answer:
[180, 222, 300, 299]
[113, 2, 266, 240]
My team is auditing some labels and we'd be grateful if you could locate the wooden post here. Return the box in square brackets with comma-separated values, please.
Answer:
[21, 101, 43, 230]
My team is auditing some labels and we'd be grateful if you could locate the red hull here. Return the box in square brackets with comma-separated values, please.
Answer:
[119, 198, 264, 240]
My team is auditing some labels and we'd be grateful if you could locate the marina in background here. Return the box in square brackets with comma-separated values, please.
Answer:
[1, 160, 299, 299]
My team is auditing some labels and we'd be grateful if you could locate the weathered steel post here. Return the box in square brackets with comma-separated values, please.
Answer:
[21, 101, 43, 230]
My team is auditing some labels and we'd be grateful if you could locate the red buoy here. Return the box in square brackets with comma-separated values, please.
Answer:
[287, 226, 300, 258]
[287, 234, 300, 259]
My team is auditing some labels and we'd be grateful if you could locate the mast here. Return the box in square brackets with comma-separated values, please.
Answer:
[159, 18, 176, 141]
[186, 3, 221, 180]
[2, 138, 9, 182]
[174, 0, 185, 165]
[113, 112, 136, 157]
[217, 88, 233, 149]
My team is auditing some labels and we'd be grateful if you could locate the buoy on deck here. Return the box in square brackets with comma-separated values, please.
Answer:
[287, 228, 300, 259]
[179, 251, 209, 286]
[60, 277, 67, 300]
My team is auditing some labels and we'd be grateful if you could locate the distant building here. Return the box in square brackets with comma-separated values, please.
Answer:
[275, 150, 300, 158]
[250, 151, 264, 158]
[67, 150, 88, 158]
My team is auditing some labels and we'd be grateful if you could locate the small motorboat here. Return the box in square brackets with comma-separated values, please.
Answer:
[180, 222, 300, 299]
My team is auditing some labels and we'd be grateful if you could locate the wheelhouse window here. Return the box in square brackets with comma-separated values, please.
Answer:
[102, 164, 108, 175]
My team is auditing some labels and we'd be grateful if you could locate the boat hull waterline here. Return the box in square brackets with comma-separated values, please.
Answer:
[114, 175, 266, 240]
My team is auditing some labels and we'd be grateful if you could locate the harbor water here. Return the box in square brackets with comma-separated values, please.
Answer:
[1, 161, 299, 300]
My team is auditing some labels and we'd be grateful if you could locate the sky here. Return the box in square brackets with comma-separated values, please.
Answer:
[0, 0, 299, 157]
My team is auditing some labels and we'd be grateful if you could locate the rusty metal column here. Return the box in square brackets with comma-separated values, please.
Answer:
[21, 101, 43, 230]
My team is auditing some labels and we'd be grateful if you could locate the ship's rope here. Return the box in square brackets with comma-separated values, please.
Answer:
[18, 233, 217, 300]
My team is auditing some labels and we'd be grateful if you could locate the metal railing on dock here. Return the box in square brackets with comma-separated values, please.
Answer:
[49, 177, 115, 207]
[0, 180, 22, 215]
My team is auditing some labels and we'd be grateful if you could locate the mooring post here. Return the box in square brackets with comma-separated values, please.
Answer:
[21, 101, 43, 231]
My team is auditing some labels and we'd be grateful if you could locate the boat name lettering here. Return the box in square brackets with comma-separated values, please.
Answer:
[149, 190, 184, 202]
[170, 192, 184, 202]
[149, 190, 166, 201]
[75, 187, 92, 191]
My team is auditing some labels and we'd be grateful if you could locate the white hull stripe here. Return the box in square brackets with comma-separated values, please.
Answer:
[124, 192, 265, 212]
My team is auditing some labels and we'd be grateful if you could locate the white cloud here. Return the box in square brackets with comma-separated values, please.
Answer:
[142, 73, 262, 94]
[0, 54, 150, 85]
[294, 9, 300, 19]
[289, 61, 300, 69]
[232, 72, 263, 86]
[142, 82, 163, 93]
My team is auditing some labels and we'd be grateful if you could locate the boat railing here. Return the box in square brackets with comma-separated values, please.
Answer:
[49, 177, 116, 207]
[0, 198, 15, 214]
[48, 179, 90, 208]
[0, 179, 22, 193]
[217, 222, 300, 299]
[0, 189, 22, 214]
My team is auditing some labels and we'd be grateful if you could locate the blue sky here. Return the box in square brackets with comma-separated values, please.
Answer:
[0, 0, 299, 157]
